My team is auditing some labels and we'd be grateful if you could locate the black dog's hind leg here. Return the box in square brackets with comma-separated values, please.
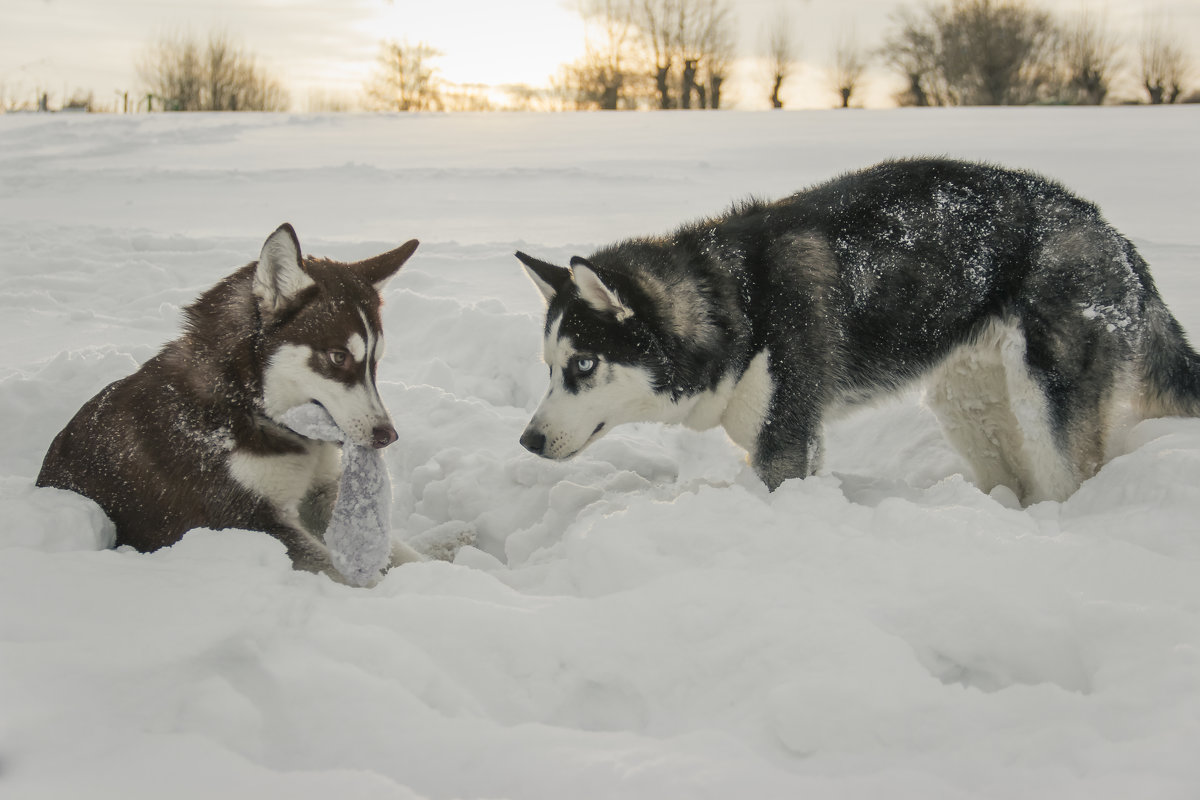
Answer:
[1012, 229, 1146, 502]
[1016, 321, 1129, 503]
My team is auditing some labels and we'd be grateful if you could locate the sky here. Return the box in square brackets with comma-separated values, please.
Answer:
[3, 0, 1200, 110]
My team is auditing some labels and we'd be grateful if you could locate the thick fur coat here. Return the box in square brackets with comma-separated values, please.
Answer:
[517, 158, 1200, 501]
[37, 225, 418, 575]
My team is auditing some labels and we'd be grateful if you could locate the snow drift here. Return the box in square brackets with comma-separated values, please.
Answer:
[1, 108, 1199, 799]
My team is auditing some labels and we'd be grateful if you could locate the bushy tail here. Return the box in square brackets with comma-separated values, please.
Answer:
[1141, 300, 1200, 418]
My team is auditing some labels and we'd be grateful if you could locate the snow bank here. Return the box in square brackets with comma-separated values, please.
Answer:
[1, 108, 1199, 799]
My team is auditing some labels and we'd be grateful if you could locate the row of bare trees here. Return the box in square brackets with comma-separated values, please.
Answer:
[559, 0, 1196, 109]
[557, 0, 736, 110]
[880, 0, 1194, 107]
[358, 0, 739, 112]
[102, 2, 1199, 113]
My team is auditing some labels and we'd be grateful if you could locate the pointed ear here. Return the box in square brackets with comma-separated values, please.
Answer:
[570, 257, 633, 322]
[353, 238, 418, 292]
[515, 251, 571, 304]
[254, 223, 314, 313]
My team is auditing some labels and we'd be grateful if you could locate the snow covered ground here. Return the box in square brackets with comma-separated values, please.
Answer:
[1, 108, 1199, 799]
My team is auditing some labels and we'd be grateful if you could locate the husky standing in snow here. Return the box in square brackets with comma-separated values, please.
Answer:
[515, 158, 1200, 503]
[37, 224, 419, 575]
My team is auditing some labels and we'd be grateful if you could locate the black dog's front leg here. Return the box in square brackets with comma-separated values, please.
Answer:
[752, 419, 824, 491]
[750, 368, 827, 491]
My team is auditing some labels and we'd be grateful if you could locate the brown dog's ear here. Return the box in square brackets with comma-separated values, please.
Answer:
[254, 223, 315, 314]
[516, 251, 571, 304]
[353, 239, 419, 291]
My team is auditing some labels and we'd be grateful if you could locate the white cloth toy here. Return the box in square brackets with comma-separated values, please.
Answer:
[281, 402, 394, 586]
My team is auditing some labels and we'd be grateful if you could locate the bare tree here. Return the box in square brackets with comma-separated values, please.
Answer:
[205, 33, 237, 110]
[138, 30, 288, 111]
[569, 0, 648, 109]
[227, 58, 288, 112]
[882, 0, 1062, 106]
[138, 31, 202, 111]
[765, 10, 798, 108]
[831, 26, 867, 108]
[678, 0, 736, 108]
[635, 0, 678, 108]
[0, 83, 36, 112]
[561, 60, 627, 109]
[1140, 20, 1191, 104]
[937, 0, 1060, 105]
[703, 9, 737, 108]
[1056, 9, 1121, 105]
[365, 40, 443, 111]
[881, 8, 945, 106]
[572, 0, 734, 110]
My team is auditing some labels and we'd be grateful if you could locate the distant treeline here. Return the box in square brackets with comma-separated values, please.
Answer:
[5, 0, 1196, 113]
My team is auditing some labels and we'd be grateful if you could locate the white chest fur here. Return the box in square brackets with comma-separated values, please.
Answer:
[719, 350, 773, 454]
[227, 440, 340, 523]
[679, 349, 773, 455]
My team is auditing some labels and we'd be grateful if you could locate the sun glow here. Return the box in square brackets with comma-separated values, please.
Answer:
[362, 1, 586, 89]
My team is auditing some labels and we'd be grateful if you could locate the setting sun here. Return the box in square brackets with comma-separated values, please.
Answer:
[363, 1, 586, 89]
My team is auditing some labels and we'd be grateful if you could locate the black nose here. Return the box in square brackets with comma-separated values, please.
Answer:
[520, 429, 546, 456]
[371, 424, 398, 449]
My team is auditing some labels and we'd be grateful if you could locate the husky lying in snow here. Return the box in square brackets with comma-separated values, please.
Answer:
[516, 157, 1200, 503]
[37, 225, 419, 576]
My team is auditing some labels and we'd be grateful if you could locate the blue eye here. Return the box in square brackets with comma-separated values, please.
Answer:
[574, 356, 597, 375]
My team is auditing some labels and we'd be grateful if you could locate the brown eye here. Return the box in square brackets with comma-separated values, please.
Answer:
[328, 349, 348, 366]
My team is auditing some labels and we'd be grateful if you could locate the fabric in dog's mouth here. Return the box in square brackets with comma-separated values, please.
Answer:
[284, 400, 329, 441]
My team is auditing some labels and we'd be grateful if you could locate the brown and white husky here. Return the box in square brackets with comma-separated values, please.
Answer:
[37, 224, 419, 576]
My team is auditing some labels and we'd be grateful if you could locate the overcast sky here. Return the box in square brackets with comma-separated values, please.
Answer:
[4, 0, 1199, 109]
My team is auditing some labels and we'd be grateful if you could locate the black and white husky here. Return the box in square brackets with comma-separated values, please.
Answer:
[37, 224, 419, 575]
[516, 158, 1200, 503]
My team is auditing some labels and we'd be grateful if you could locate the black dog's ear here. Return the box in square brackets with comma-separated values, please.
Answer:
[516, 251, 571, 304]
[569, 256, 633, 321]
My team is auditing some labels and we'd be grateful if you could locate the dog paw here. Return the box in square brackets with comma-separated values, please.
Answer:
[387, 539, 424, 568]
